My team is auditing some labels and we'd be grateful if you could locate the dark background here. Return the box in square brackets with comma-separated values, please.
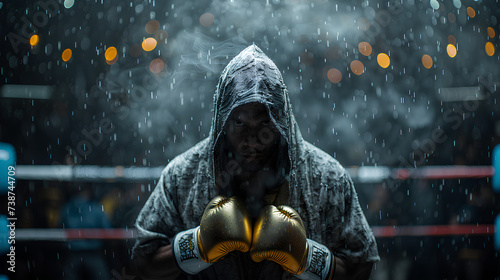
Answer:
[1, 0, 499, 279]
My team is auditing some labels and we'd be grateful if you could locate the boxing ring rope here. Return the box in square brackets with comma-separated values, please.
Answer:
[14, 165, 165, 182]
[13, 225, 495, 241]
[16, 228, 137, 240]
[11, 164, 496, 241]
[371, 224, 495, 238]
[13, 165, 495, 183]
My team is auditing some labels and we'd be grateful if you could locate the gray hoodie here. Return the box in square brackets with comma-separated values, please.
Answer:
[133, 45, 379, 279]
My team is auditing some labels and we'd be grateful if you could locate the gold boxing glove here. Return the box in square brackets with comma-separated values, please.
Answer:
[250, 205, 335, 280]
[173, 196, 252, 275]
[198, 195, 252, 262]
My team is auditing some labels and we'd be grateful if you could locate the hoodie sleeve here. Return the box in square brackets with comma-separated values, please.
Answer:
[132, 163, 185, 259]
[326, 171, 380, 264]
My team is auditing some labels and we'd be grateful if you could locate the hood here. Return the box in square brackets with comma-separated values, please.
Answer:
[208, 45, 304, 198]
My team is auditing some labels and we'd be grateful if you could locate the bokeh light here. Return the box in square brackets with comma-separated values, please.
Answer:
[487, 27, 495, 39]
[142, 37, 157, 52]
[327, 68, 342, 83]
[154, 30, 168, 44]
[377, 53, 390, 68]
[105, 47, 117, 61]
[446, 44, 457, 58]
[430, 0, 439, 10]
[422, 54, 433, 69]
[448, 35, 456, 45]
[149, 58, 165, 74]
[200, 12, 215, 26]
[448, 13, 456, 23]
[466, 7, 476, 18]
[485, 42, 495, 56]
[350, 60, 364, 75]
[63, 0, 74, 9]
[145, 20, 160, 34]
[105, 46, 118, 65]
[30, 34, 40, 47]
[358, 42, 372, 56]
[62, 48, 72, 62]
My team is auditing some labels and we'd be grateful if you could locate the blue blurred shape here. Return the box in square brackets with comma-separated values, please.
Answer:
[0, 215, 9, 254]
[496, 214, 500, 251]
[0, 143, 16, 194]
[493, 145, 500, 193]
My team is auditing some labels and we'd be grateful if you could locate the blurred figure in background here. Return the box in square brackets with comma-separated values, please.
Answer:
[60, 185, 111, 280]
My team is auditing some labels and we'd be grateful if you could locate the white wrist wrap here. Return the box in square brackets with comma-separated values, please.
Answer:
[295, 239, 334, 280]
[172, 226, 211, 275]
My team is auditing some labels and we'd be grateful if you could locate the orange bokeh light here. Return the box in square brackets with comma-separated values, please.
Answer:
[422, 54, 433, 69]
[30, 34, 40, 47]
[446, 44, 457, 58]
[466, 7, 476, 18]
[145, 20, 160, 34]
[377, 53, 390, 68]
[142, 38, 157, 52]
[149, 58, 165, 74]
[358, 42, 372, 56]
[350, 60, 364, 75]
[62, 48, 72, 62]
[105, 46, 118, 62]
[487, 27, 495, 39]
[327, 68, 342, 83]
[485, 42, 495, 56]
[200, 12, 215, 26]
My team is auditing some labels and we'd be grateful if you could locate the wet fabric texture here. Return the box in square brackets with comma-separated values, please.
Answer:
[133, 45, 380, 279]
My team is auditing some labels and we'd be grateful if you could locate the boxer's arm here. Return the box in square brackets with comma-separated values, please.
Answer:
[132, 167, 185, 279]
[134, 244, 183, 280]
[333, 257, 373, 280]
[326, 172, 379, 279]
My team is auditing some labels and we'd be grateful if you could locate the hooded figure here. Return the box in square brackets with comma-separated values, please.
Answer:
[133, 45, 379, 279]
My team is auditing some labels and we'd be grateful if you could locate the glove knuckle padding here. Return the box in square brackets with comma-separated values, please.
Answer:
[198, 196, 252, 263]
[250, 205, 309, 274]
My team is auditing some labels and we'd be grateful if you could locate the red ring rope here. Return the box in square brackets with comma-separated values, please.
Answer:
[392, 166, 494, 180]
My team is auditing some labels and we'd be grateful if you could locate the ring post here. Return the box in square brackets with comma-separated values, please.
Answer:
[0, 142, 16, 195]
[493, 145, 500, 251]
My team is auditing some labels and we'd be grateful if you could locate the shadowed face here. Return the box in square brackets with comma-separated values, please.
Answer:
[224, 103, 280, 173]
